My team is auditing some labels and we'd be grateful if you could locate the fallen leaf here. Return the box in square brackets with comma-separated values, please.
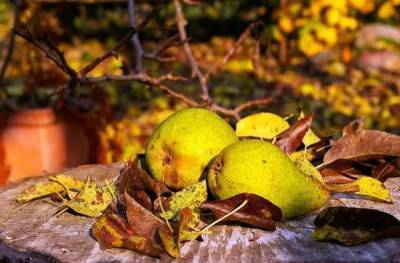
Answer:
[276, 114, 313, 154]
[158, 225, 180, 258]
[92, 193, 165, 257]
[178, 207, 202, 242]
[117, 157, 172, 211]
[325, 176, 391, 203]
[16, 174, 84, 204]
[323, 120, 400, 166]
[299, 111, 321, 147]
[62, 176, 116, 217]
[352, 177, 392, 203]
[235, 112, 289, 139]
[158, 180, 207, 220]
[313, 207, 400, 246]
[372, 159, 400, 182]
[290, 151, 323, 183]
[200, 193, 282, 230]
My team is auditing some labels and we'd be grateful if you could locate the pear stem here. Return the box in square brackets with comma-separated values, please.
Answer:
[199, 199, 248, 234]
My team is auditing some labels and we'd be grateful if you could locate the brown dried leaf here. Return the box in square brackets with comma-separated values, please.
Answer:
[372, 159, 400, 182]
[200, 193, 282, 231]
[117, 156, 172, 210]
[313, 207, 400, 246]
[323, 120, 400, 166]
[178, 207, 202, 242]
[275, 114, 313, 154]
[92, 193, 165, 257]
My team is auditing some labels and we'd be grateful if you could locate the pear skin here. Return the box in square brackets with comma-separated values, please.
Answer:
[208, 140, 329, 218]
[146, 108, 238, 190]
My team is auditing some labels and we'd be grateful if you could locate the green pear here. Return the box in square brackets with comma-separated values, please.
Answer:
[146, 108, 238, 190]
[208, 140, 329, 218]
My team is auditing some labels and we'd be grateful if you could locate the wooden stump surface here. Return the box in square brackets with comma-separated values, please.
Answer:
[0, 163, 400, 262]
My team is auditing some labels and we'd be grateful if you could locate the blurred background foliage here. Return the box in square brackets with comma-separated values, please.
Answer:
[1, 0, 400, 162]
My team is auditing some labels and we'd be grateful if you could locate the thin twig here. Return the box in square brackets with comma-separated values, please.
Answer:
[128, 0, 144, 73]
[173, 0, 210, 101]
[79, 0, 163, 77]
[13, 28, 78, 80]
[0, 0, 21, 88]
[206, 21, 264, 80]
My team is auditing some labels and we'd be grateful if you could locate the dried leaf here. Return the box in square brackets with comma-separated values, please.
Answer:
[323, 120, 400, 166]
[159, 180, 207, 220]
[326, 176, 391, 203]
[313, 207, 400, 246]
[16, 174, 84, 204]
[200, 193, 282, 231]
[63, 176, 116, 218]
[372, 159, 400, 182]
[235, 112, 289, 139]
[158, 225, 180, 258]
[299, 111, 320, 147]
[275, 114, 313, 154]
[92, 193, 165, 257]
[178, 207, 202, 242]
[290, 151, 323, 183]
[351, 177, 391, 203]
[117, 157, 172, 210]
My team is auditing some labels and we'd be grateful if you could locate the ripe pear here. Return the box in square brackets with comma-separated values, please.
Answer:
[146, 108, 238, 190]
[208, 140, 329, 218]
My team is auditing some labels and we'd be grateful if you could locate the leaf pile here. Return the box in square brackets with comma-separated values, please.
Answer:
[320, 120, 400, 193]
[92, 157, 282, 258]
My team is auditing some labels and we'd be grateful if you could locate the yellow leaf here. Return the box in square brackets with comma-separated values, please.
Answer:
[16, 175, 84, 204]
[236, 112, 290, 139]
[351, 177, 392, 203]
[290, 151, 323, 183]
[160, 181, 208, 220]
[63, 176, 116, 218]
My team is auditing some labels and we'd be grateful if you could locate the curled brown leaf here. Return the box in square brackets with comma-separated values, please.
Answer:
[200, 193, 282, 231]
[275, 114, 313, 154]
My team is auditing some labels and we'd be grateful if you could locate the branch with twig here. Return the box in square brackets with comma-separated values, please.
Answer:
[14, 0, 272, 121]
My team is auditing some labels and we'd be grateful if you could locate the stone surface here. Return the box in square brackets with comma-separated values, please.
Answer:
[0, 164, 400, 262]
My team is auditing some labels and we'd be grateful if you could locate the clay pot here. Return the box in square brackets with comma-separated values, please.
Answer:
[0, 108, 90, 184]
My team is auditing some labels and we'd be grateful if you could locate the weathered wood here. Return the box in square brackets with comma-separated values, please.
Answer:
[1, 164, 400, 262]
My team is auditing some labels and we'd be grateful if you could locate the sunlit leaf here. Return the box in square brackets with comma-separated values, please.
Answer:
[235, 112, 289, 139]
[16, 174, 84, 204]
[159, 180, 207, 220]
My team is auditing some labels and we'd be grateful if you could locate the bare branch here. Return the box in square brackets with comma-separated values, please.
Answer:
[206, 21, 264, 80]
[79, 0, 163, 77]
[78, 29, 135, 77]
[128, 0, 144, 73]
[173, 0, 210, 101]
[14, 28, 78, 80]
[0, 0, 21, 88]
[234, 98, 273, 114]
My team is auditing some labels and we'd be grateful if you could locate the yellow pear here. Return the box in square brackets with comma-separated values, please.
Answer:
[208, 140, 330, 218]
[146, 108, 238, 190]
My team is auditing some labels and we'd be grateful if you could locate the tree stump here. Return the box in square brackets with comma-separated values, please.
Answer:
[0, 164, 400, 262]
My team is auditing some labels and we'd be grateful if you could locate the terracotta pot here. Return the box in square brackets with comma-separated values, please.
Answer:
[0, 108, 90, 184]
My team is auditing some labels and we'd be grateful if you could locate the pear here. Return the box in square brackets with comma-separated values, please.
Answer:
[208, 140, 329, 218]
[146, 108, 238, 190]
